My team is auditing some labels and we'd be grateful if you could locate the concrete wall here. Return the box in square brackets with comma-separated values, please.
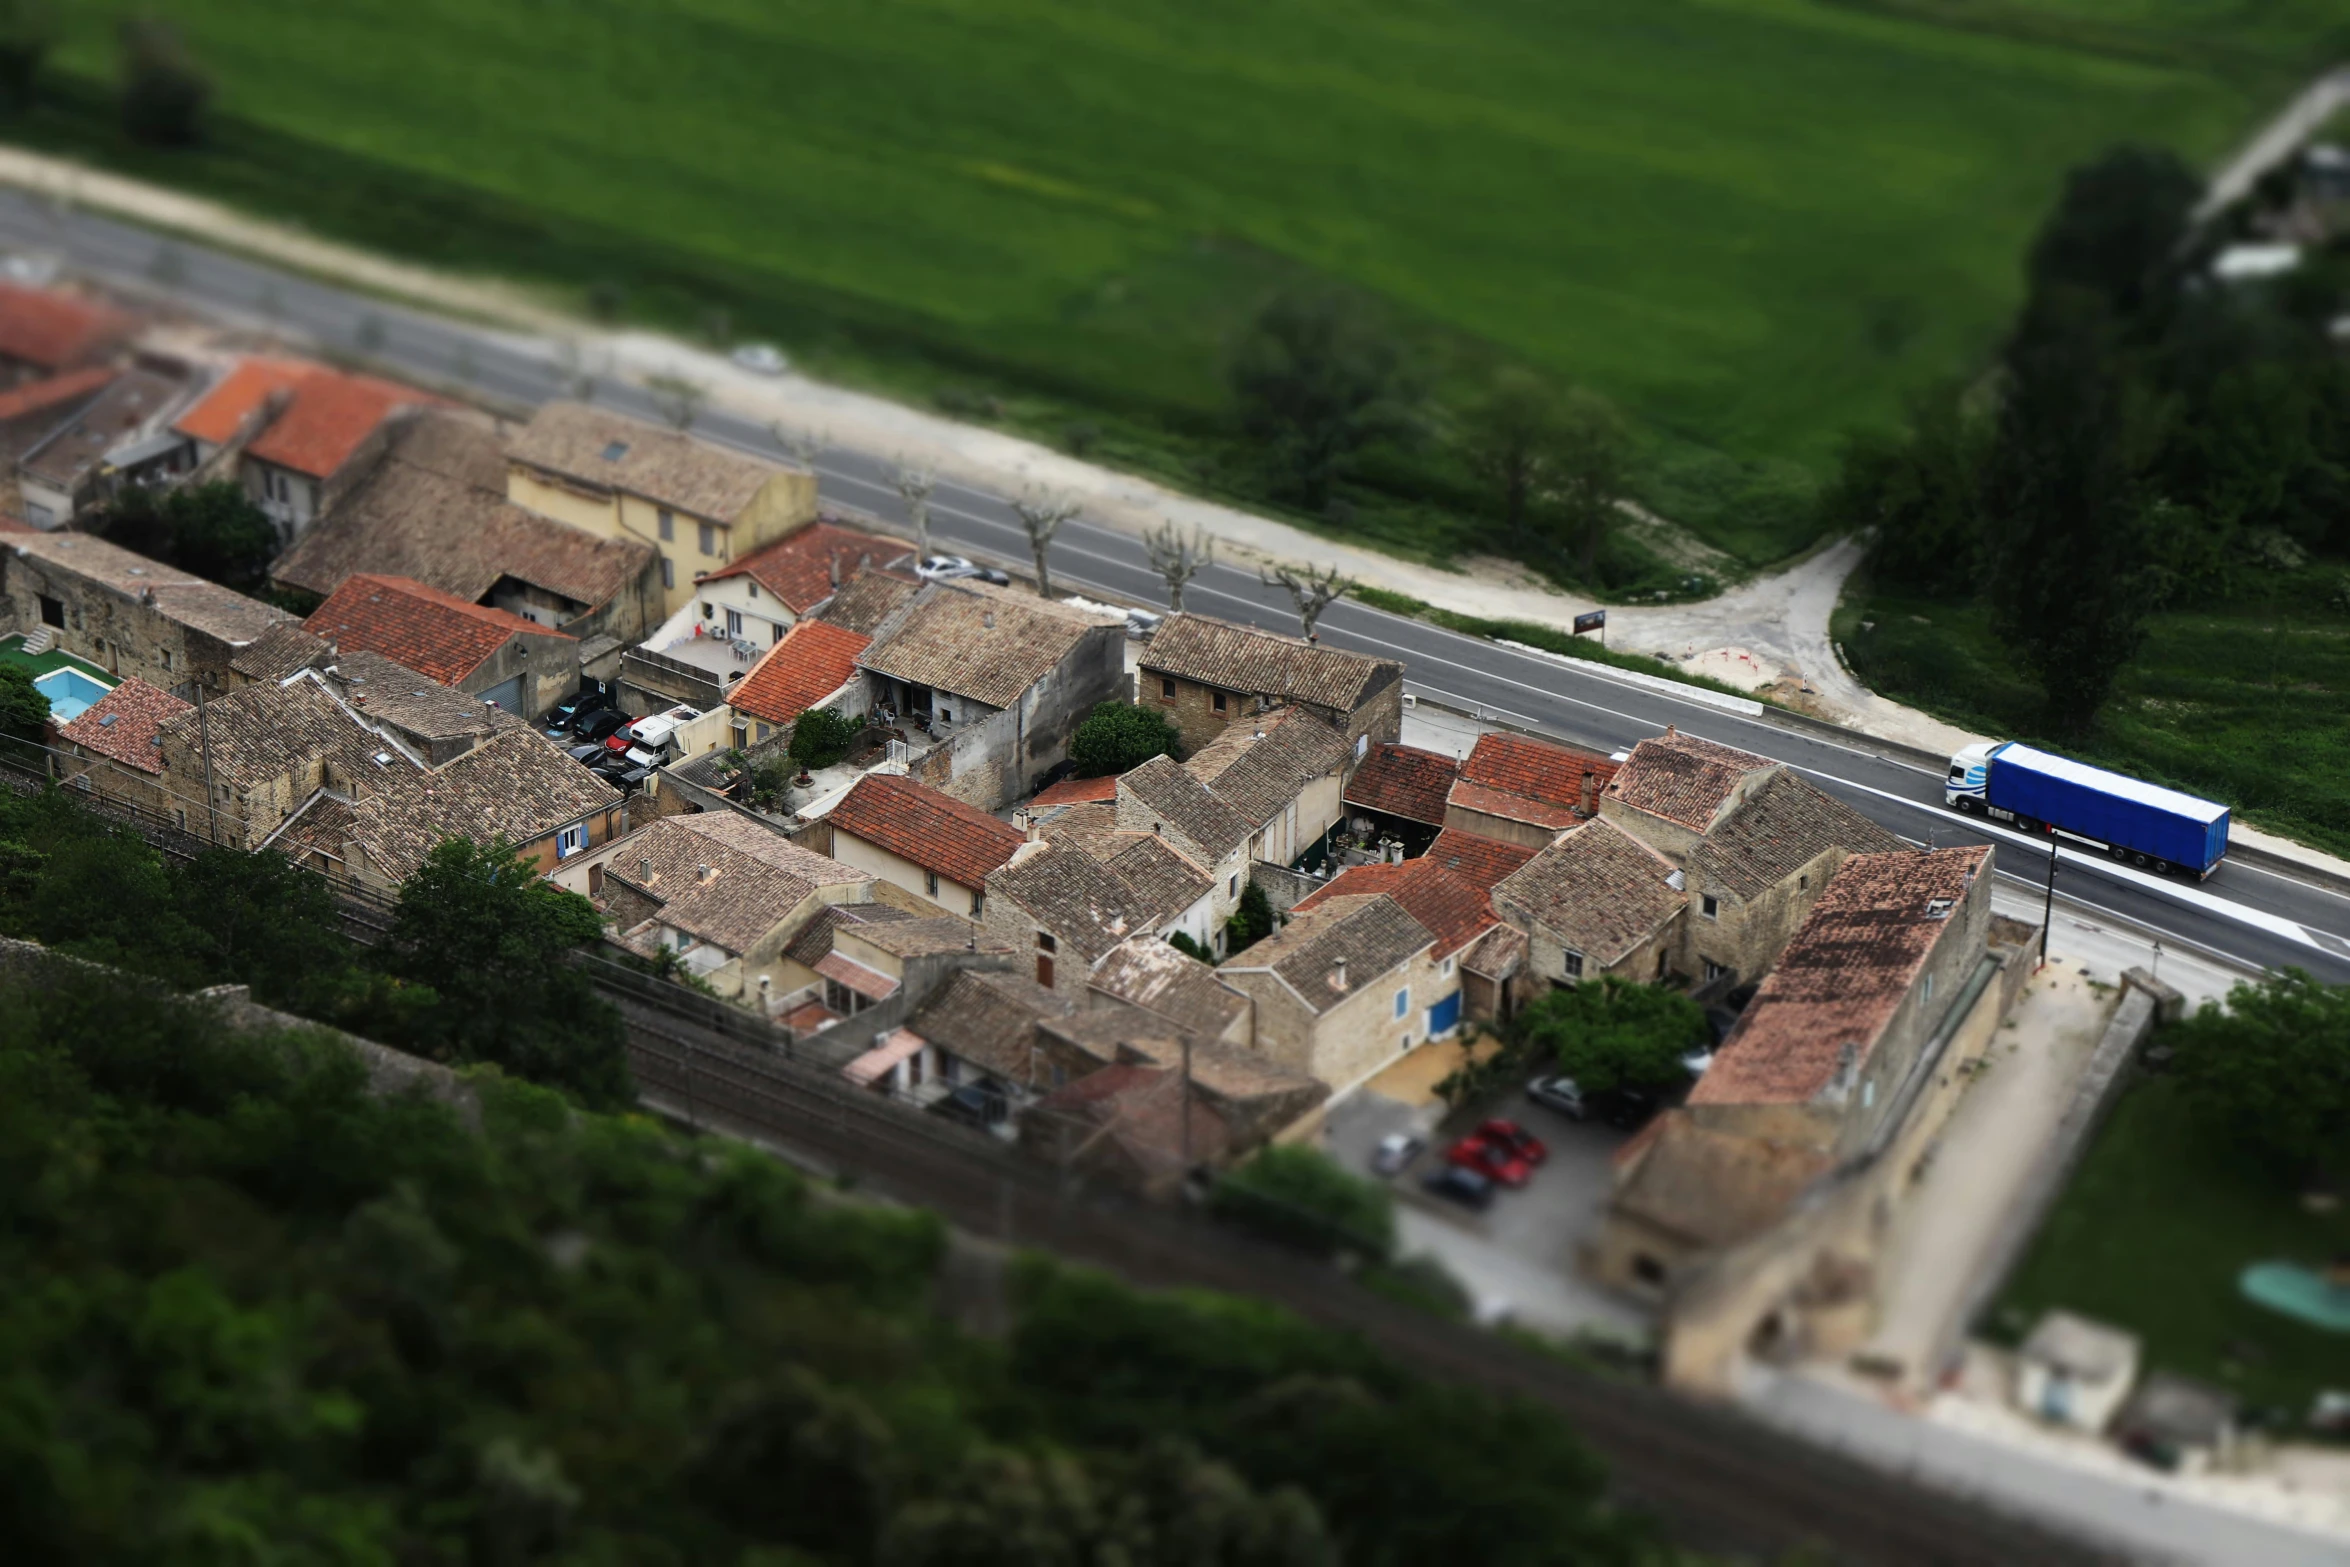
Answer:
[1438, 801, 1557, 850]
[452, 627, 577, 722]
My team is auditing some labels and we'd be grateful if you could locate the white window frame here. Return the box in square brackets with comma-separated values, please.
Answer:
[556, 822, 588, 859]
[1562, 950, 1584, 980]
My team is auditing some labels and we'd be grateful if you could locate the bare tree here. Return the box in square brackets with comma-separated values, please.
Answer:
[1262, 561, 1353, 642]
[1143, 523, 1214, 613]
[647, 375, 705, 431]
[1011, 490, 1080, 599]
[893, 460, 937, 560]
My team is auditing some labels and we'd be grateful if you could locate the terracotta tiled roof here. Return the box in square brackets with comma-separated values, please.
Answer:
[1452, 732, 1616, 828]
[827, 772, 1025, 889]
[729, 619, 870, 726]
[1138, 612, 1398, 714]
[305, 573, 573, 688]
[7, 531, 290, 646]
[1086, 934, 1252, 1041]
[0, 365, 116, 426]
[1604, 728, 1777, 831]
[596, 815, 865, 957]
[703, 520, 909, 614]
[1115, 754, 1251, 861]
[1031, 773, 1118, 807]
[1182, 704, 1349, 829]
[56, 677, 187, 774]
[1610, 1111, 1829, 1248]
[1491, 817, 1685, 968]
[1693, 848, 1987, 1108]
[1221, 893, 1434, 1017]
[175, 357, 436, 478]
[814, 568, 918, 636]
[509, 401, 788, 521]
[1693, 771, 1905, 901]
[275, 412, 652, 612]
[0, 284, 131, 371]
[859, 580, 1110, 710]
[1295, 857, 1495, 959]
[1422, 828, 1537, 894]
[1030, 1064, 1232, 1177]
[1343, 742, 1456, 826]
[908, 968, 1075, 1083]
[18, 368, 189, 489]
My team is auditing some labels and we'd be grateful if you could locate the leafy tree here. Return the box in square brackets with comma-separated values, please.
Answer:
[119, 17, 210, 148]
[0, 0, 53, 111]
[1068, 699, 1179, 777]
[1230, 292, 1411, 512]
[1209, 1145, 1393, 1262]
[2168, 967, 2350, 1174]
[1516, 975, 1708, 1095]
[0, 662, 46, 759]
[1979, 289, 2165, 736]
[1827, 387, 1988, 599]
[94, 481, 278, 593]
[2024, 145, 2199, 333]
[1461, 368, 1557, 544]
[788, 706, 860, 771]
[380, 836, 632, 1107]
[1223, 880, 1274, 955]
[1551, 389, 1630, 587]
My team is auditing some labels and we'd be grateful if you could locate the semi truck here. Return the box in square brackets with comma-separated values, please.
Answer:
[1944, 741, 2230, 879]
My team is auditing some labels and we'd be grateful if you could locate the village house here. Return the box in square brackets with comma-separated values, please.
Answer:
[1018, 1064, 1232, 1197]
[50, 676, 191, 818]
[272, 409, 662, 655]
[172, 357, 439, 542]
[1136, 611, 1403, 758]
[811, 567, 919, 637]
[0, 283, 131, 387]
[546, 812, 873, 1006]
[16, 362, 200, 528]
[1180, 702, 1352, 868]
[1340, 741, 1457, 854]
[504, 401, 816, 618]
[1038, 1008, 1327, 1149]
[305, 573, 578, 722]
[1216, 892, 1442, 1093]
[1084, 933, 1253, 1049]
[1294, 855, 1498, 1032]
[1, 530, 292, 699]
[0, 367, 120, 481]
[1112, 753, 1254, 944]
[225, 621, 334, 690]
[980, 834, 1215, 1001]
[1443, 731, 1617, 849]
[792, 907, 1013, 1052]
[321, 649, 510, 764]
[855, 580, 1125, 810]
[720, 617, 871, 749]
[1491, 816, 1688, 992]
[813, 771, 1026, 918]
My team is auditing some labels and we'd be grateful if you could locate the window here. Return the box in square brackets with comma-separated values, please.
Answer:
[658, 509, 674, 541]
[726, 608, 743, 638]
[1227, 874, 1238, 897]
[1442, 956, 1454, 976]
[1562, 950, 1584, 980]
[1798, 874, 1808, 891]
[172, 807, 186, 831]
[307, 480, 320, 512]
[603, 440, 631, 462]
[1037, 931, 1057, 952]
[1923, 973, 1934, 1003]
[660, 558, 675, 590]
[730, 724, 748, 750]
[702, 602, 715, 620]
[1393, 987, 1410, 1020]
[1633, 1254, 1667, 1287]
[925, 870, 940, 897]
[1700, 894, 1719, 919]
[699, 522, 717, 555]
[754, 723, 770, 741]
[1160, 677, 1175, 701]
[556, 823, 587, 859]
[1354, 733, 1368, 761]
[1655, 948, 1668, 979]
[970, 891, 984, 917]
[1037, 952, 1055, 987]
[773, 622, 786, 645]
[1211, 690, 1227, 713]
[159, 649, 172, 671]
[1704, 960, 1730, 983]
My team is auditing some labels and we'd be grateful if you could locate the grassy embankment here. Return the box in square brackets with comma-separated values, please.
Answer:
[20, 0, 2337, 587]
[1994, 1073, 2350, 1428]
[1835, 566, 2350, 858]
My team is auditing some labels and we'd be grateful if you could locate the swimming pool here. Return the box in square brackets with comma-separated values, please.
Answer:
[34, 667, 112, 723]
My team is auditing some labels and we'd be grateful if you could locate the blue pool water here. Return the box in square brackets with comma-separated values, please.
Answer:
[35, 667, 112, 723]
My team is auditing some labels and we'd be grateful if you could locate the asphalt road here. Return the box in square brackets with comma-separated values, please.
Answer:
[5, 187, 2346, 982]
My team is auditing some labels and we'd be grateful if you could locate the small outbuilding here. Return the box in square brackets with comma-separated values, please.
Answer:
[2013, 1310, 2141, 1435]
[2114, 1371, 2239, 1474]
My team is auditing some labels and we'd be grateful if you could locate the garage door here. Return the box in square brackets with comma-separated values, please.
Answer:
[1426, 990, 1462, 1039]
[478, 675, 524, 715]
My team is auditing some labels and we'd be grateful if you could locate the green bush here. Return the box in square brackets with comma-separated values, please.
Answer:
[92, 480, 276, 593]
[2167, 968, 2350, 1175]
[1068, 699, 1182, 777]
[1209, 1144, 1394, 1262]
[1223, 880, 1275, 955]
[1515, 975, 1708, 1095]
[788, 706, 861, 770]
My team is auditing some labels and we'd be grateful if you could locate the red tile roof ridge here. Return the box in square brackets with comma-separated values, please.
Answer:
[729, 618, 871, 725]
[827, 772, 1026, 889]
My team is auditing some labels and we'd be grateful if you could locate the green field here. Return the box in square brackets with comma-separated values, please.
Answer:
[24, 2, 2347, 566]
[1835, 565, 2350, 857]
[1994, 1073, 2350, 1429]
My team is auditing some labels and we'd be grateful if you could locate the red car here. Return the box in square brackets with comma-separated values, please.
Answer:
[1445, 1131, 1532, 1188]
[1478, 1118, 1548, 1167]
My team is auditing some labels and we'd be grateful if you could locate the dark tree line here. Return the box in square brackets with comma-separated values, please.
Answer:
[1828, 146, 2350, 735]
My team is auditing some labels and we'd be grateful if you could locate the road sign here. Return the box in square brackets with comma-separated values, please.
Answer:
[1573, 609, 1606, 636]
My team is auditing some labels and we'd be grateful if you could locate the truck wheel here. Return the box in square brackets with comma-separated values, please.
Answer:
[2109, 843, 2129, 861]
[2153, 859, 2171, 875]
[2131, 852, 2148, 868]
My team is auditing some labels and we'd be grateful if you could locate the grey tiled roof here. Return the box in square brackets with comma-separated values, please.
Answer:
[1491, 817, 1684, 968]
[782, 901, 917, 967]
[909, 968, 1075, 1082]
[11, 531, 289, 646]
[989, 842, 1194, 965]
[330, 650, 499, 743]
[859, 580, 1109, 709]
[1138, 612, 1397, 714]
[1086, 934, 1252, 1040]
[348, 727, 621, 883]
[814, 568, 919, 636]
[1220, 893, 1433, 1017]
[1692, 770, 1906, 901]
[598, 815, 865, 956]
[508, 401, 789, 521]
[1182, 704, 1349, 828]
[229, 622, 334, 683]
[1115, 755, 1250, 860]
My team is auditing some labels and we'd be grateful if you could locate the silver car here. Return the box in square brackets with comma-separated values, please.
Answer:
[1526, 1075, 1587, 1120]
[1370, 1131, 1424, 1177]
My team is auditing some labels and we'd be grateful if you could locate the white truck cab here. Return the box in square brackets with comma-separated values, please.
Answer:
[624, 705, 703, 760]
[1945, 741, 1998, 810]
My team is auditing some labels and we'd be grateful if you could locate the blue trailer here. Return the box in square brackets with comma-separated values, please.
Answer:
[1944, 741, 2230, 879]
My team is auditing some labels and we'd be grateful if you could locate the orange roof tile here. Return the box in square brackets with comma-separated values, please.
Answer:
[0, 366, 117, 425]
[1294, 856, 1495, 959]
[175, 357, 436, 478]
[827, 773, 1025, 890]
[1604, 728, 1776, 831]
[55, 677, 188, 775]
[1451, 732, 1616, 826]
[702, 520, 909, 614]
[729, 619, 870, 726]
[1031, 773, 1120, 807]
[1422, 828, 1537, 893]
[0, 284, 131, 371]
[1343, 742, 1457, 825]
[305, 573, 572, 689]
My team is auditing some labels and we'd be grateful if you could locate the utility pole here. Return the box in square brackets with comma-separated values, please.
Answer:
[2039, 827, 2058, 970]
[195, 682, 219, 846]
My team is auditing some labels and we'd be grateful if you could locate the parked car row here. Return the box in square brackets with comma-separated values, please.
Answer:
[1420, 1118, 1548, 1212]
[541, 690, 697, 792]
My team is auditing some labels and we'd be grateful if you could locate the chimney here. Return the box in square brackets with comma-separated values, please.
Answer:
[638, 855, 652, 883]
[983, 611, 995, 630]
[1664, 724, 1677, 738]
[1333, 957, 1349, 990]
[697, 863, 713, 883]
[1579, 769, 1599, 816]
[828, 554, 842, 588]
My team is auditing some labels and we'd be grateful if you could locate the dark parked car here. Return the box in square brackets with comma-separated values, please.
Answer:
[565, 742, 608, 765]
[1422, 1164, 1496, 1211]
[571, 708, 630, 744]
[544, 690, 612, 734]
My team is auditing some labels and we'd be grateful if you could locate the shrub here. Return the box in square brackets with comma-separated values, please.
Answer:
[1223, 880, 1274, 955]
[1068, 699, 1181, 777]
[1515, 975, 1707, 1095]
[1209, 1144, 1393, 1262]
[119, 18, 209, 147]
[788, 707, 860, 771]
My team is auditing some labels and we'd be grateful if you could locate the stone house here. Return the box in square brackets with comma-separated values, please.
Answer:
[1113, 753, 1254, 945]
[1294, 856, 1498, 1034]
[16, 363, 198, 529]
[0, 368, 121, 490]
[1136, 611, 1403, 759]
[173, 357, 440, 542]
[0, 283, 131, 387]
[1491, 816, 1687, 991]
[1180, 703, 1351, 868]
[980, 834, 1214, 1001]
[1019, 1064, 1232, 1197]
[545, 811, 873, 1007]
[1084, 933, 1253, 1050]
[898, 967, 1092, 1122]
[1341, 740, 1456, 853]
[1, 530, 292, 700]
[720, 618, 871, 749]
[1216, 892, 1441, 1094]
[51, 676, 190, 817]
[305, 572, 578, 722]
[856, 580, 1126, 810]
[271, 409, 662, 652]
[505, 401, 815, 618]
[1443, 731, 1618, 849]
[815, 771, 1026, 918]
